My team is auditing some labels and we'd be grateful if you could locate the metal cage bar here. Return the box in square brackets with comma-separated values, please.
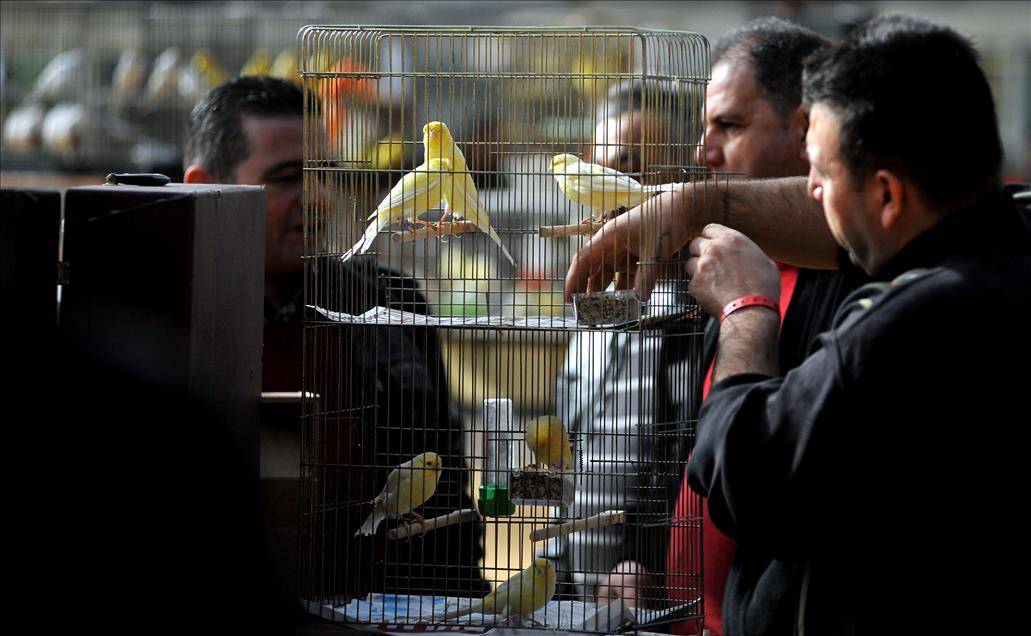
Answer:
[299, 25, 711, 633]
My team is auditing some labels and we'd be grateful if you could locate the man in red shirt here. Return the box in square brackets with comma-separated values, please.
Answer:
[666, 18, 865, 635]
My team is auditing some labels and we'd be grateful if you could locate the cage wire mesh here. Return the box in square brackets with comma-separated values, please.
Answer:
[299, 25, 715, 632]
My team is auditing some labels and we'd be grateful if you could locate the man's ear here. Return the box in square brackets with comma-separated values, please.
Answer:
[790, 105, 809, 163]
[872, 169, 905, 230]
[183, 165, 216, 184]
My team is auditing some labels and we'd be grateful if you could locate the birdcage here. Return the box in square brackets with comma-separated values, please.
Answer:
[298, 25, 712, 633]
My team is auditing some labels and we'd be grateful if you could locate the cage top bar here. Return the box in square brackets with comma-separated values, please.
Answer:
[298, 25, 707, 38]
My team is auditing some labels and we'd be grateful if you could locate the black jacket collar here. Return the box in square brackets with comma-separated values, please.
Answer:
[876, 189, 1025, 281]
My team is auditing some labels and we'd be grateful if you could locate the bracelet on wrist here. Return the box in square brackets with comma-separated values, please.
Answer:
[719, 295, 780, 322]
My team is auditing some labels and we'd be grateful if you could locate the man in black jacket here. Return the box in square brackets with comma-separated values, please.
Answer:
[667, 19, 870, 636]
[566, 14, 1031, 634]
[184, 77, 489, 603]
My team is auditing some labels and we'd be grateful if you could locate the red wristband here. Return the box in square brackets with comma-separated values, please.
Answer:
[719, 295, 780, 322]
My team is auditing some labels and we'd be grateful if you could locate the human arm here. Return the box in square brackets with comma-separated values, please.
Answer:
[686, 348, 852, 559]
[564, 177, 835, 302]
[684, 224, 781, 383]
[685, 273, 926, 557]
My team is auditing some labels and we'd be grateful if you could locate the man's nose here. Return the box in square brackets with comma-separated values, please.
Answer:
[697, 130, 723, 169]
[703, 144, 724, 169]
[807, 174, 823, 202]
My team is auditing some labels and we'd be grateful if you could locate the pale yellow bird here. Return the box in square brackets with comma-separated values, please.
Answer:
[422, 121, 516, 267]
[550, 153, 666, 222]
[240, 48, 271, 77]
[355, 451, 443, 537]
[189, 49, 227, 90]
[441, 558, 556, 623]
[269, 48, 301, 85]
[341, 157, 450, 262]
[525, 415, 573, 471]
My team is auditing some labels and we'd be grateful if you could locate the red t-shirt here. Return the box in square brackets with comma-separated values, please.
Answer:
[667, 265, 799, 636]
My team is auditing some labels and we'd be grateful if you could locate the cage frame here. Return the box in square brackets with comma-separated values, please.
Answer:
[297, 23, 711, 634]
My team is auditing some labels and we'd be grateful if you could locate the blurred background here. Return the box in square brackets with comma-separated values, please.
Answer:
[1, 0, 1029, 189]
[4, 3, 1026, 627]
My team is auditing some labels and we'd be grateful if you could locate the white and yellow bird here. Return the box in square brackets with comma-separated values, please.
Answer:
[341, 158, 451, 262]
[550, 153, 666, 222]
[423, 121, 516, 267]
[441, 558, 556, 624]
[525, 415, 573, 471]
[355, 451, 443, 537]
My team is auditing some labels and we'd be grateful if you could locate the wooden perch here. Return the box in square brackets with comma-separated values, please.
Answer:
[386, 508, 481, 540]
[391, 221, 480, 242]
[539, 221, 606, 238]
[529, 509, 625, 542]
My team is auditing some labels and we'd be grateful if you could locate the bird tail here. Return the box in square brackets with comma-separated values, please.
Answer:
[354, 506, 385, 537]
[442, 600, 484, 621]
[340, 218, 380, 262]
[460, 206, 517, 267]
[561, 446, 574, 471]
[486, 226, 517, 268]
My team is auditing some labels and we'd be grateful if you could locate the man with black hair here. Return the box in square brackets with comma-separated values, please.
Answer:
[701, 17, 817, 178]
[184, 76, 308, 334]
[566, 14, 1030, 634]
[184, 76, 489, 601]
[667, 18, 870, 636]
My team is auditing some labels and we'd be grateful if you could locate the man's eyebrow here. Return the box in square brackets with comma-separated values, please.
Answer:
[711, 111, 745, 124]
[261, 160, 303, 181]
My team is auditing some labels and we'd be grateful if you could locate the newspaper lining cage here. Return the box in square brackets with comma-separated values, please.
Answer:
[299, 25, 713, 632]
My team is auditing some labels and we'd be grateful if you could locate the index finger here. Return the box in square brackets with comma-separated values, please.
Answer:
[563, 214, 634, 302]
[564, 246, 597, 302]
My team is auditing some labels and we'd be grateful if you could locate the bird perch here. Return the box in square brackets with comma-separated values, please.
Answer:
[538, 221, 606, 238]
[529, 509, 625, 542]
[386, 508, 481, 540]
[391, 221, 481, 242]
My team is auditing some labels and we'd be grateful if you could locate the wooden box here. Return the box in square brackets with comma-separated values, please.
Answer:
[60, 183, 266, 471]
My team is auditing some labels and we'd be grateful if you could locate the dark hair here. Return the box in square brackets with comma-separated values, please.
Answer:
[599, 79, 700, 146]
[184, 76, 304, 182]
[803, 14, 1003, 207]
[712, 17, 830, 116]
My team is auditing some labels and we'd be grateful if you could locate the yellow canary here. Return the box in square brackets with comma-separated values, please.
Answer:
[240, 48, 271, 77]
[423, 121, 516, 267]
[442, 558, 556, 623]
[355, 451, 443, 537]
[269, 48, 301, 85]
[525, 415, 573, 470]
[190, 49, 227, 90]
[550, 153, 665, 222]
[341, 157, 450, 262]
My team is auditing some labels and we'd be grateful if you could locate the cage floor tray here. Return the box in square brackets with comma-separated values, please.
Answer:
[302, 593, 695, 633]
[312, 305, 579, 329]
[311, 304, 703, 334]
